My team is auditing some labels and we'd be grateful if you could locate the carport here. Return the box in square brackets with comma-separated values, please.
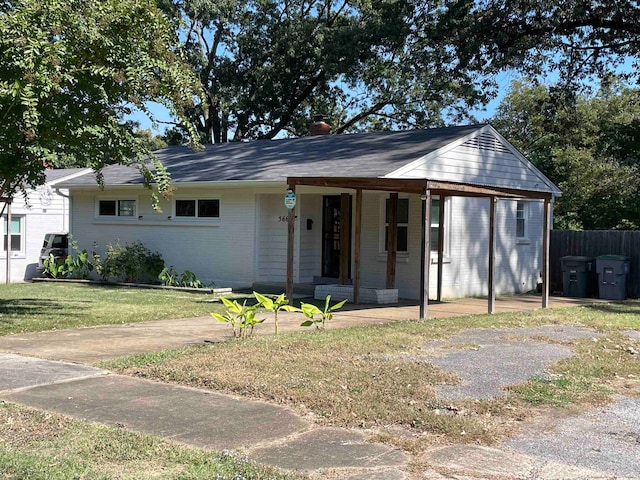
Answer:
[285, 177, 553, 319]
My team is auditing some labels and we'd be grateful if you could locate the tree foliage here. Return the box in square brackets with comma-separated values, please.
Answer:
[0, 0, 200, 201]
[162, 0, 490, 142]
[492, 80, 640, 230]
[437, 1, 640, 89]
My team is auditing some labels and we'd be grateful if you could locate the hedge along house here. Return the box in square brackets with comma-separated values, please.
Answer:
[60, 124, 561, 316]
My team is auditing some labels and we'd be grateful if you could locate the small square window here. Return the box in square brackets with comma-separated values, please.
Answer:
[118, 200, 135, 217]
[98, 199, 136, 217]
[198, 199, 219, 218]
[176, 200, 196, 217]
[175, 199, 220, 218]
[99, 200, 116, 216]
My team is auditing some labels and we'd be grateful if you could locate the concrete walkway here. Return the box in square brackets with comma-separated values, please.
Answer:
[0, 295, 631, 479]
[0, 295, 599, 363]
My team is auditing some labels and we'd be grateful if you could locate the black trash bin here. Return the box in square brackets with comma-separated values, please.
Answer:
[596, 255, 631, 300]
[560, 256, 593, 297]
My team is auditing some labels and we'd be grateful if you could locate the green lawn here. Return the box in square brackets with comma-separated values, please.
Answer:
[0, 282, 225, 336]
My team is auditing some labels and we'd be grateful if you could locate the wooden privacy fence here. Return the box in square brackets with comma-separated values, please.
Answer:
[550, 230, 640, 299]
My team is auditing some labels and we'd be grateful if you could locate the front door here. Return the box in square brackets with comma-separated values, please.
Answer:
[321, 195, 351, 278]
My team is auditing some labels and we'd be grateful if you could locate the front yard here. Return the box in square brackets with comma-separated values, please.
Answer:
[0, 282, 224, 336]
[102, 301, 640, 454]
[1, 282, 639, 478]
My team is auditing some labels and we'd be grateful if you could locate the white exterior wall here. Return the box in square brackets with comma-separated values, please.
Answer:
[1, 185, 69, 283]
[358, 193, 544, 300]
[70, 186, 260, 288]
[255, 193, 324, 283]
[297, 195, 322, 282]
[69, 185, 545, 298]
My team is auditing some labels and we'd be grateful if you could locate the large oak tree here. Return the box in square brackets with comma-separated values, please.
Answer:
[436, 1, 640, 88]
[162, 0, 490, 143]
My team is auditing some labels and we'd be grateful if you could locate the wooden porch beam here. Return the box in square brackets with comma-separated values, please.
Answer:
[339, 193, 350, 285]
[436, 195, 446, 302]
[542, 197, 551, 308]
[419, 189, 432, 320]
[285, 185, 296, 302]
[354, 189, 362, 304]
[386, 193, 398, 289]
[488, 197, 496, 314]
[287, 177, 553, 200]
[288, 177, 424, 194]
[426, 180, 553, 200]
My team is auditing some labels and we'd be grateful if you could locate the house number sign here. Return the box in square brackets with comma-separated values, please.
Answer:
[284, 190, 296, 209]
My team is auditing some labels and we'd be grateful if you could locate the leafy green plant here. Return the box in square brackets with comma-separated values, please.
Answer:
[253, 292, 300, 335]
[43, 254, 67, 279]
[211, 297, 264, 338]
[299, 295, 347, 331]
[64, 248, 93, 279]
[43, 240, 93, 280]
[179, 270, 205, 288]
[159, 266, 208, 288]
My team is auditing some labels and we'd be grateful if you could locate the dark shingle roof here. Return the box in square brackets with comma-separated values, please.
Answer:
[45, 168, 89, 184]
[61, 125, 485, 186]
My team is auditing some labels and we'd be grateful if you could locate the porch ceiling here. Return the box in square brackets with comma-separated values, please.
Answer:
[287, 177, 553, 200]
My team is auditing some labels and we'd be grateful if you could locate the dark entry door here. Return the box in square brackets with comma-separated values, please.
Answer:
[322, 195, 351, 278]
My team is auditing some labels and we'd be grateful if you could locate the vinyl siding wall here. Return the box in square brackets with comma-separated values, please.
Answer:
[70, 187, 259, 288]
[1, 186, 69, 283]
[394, 132, 551, 193]
[69, 186, 544, 297]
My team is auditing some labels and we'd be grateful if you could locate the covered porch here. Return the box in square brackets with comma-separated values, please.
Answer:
[284, 177, 553, 319]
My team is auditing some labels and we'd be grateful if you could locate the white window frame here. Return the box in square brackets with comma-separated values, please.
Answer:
[95, 197, 138, 219]
[172, 197, 221, 223]
[516, 200, 530, 244]
[429, 196, 451, 260]
[2, 215, 25, 257]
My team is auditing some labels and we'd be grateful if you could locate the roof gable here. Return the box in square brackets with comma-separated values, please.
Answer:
[385, 125, 561, 195]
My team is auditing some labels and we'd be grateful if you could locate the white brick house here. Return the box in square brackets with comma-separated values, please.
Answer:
[60, 125, 561, 302]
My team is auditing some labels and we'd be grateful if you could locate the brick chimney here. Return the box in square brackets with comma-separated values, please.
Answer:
[309, 114, 331, 136]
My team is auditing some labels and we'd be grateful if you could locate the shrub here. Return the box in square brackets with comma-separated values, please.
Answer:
[98, 240, 164, 284]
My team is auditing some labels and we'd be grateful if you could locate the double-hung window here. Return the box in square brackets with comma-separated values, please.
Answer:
[384, 197, 409, 252]
[430, 198, 441, 252]
[516, 201, 528, 242]
[175, 199, 220, 219]
[98, 199, 136, 218]
[2, 216, 23, 254]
